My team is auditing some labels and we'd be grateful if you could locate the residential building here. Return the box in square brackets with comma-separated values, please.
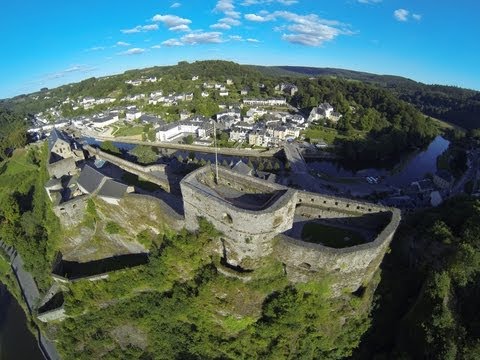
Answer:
[243, 98, 287, 107]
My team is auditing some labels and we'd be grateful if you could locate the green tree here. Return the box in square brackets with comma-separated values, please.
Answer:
[129, 145, 157, 164]
[100, 141, 120, 155]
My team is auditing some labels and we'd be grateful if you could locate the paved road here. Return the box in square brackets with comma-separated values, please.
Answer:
[451, 149, 480, 196]
[74, 128, 281, 158]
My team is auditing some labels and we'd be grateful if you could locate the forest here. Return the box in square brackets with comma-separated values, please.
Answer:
[354, 196, 480, 360]
[259, 65, 480, 130]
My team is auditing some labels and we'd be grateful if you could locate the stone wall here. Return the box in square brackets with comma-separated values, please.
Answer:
[180, 166, 401, 293]
[53, 195, 88, 228]
[275, 206, 401, 295]
[84, 145, 170, 191]
[47, 157, 77, 178]
[181, 166, 297, 266]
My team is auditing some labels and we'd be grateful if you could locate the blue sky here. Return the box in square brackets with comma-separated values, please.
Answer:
[1, 0, 479, 99]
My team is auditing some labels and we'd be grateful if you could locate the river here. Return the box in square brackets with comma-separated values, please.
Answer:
[0, 283, 43, 360]
[307, 136, 450, 187]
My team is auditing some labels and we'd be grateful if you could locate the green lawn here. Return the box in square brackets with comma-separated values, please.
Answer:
[301, 222, 366, 248]
[112, 124, 144, 137]
[302, 125, 367, 145]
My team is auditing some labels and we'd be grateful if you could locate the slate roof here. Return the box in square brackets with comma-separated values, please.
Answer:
[97, 179, 128, 200]
[45, 178, 62, 189]
[48, 128, 70, 152]
[77, 165, 108, 194]
[231, 160, 252, 176]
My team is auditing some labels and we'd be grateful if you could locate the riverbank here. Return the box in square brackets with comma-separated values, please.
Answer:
[0, 283, 44, 359]
[0, 242, 60, 360]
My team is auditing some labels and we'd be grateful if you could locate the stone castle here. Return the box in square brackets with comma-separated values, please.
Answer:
[181, 165, 401, 294]
[45, 131, 400, 296]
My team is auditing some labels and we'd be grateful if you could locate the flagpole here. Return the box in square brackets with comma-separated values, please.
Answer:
[214, 121, 219, 183]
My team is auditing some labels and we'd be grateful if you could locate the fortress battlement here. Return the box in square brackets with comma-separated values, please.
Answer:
[180, 165, 401, 294]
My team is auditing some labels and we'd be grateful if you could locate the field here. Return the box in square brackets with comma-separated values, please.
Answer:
[301, 222, 366, 248]
[302, 125, 367, 145]
[111, 123, 144, 137]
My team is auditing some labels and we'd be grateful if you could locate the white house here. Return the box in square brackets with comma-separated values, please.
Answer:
[243, 98, 287, 107]
[229, 127, 249, 142]
[126, 109, 142, 121]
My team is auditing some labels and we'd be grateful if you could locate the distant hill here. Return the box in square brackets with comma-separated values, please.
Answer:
[1, 60, 479, 130]
[253, 65, 480, 130]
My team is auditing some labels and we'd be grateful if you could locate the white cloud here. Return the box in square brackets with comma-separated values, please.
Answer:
[245, 13, 270, 22]
[43, 65, 97, 81]
[119, 48, 146, 55]
[162, 39, 184, 47]
[214, 0, 241, 19]
[121, 24, 159, 34]
[211, 23, 231, 29]
[85, 46, 105, 52]
[220, 17, 241, 26]
[181, 31, 224, 44]
[152, 14, 192, 29]
[229, 35, 244, 41]
[170, 2, 181, 8]
[211, 17, 241, 29]
[412, 13, 422, 21]
[244, 11, 352, 46]
[169, 24, 191, 31]
[247, 38, 260, 42]
[394, 9, 409, 22]
[151, 45, 162, 49]
[116, 41, 130, 47]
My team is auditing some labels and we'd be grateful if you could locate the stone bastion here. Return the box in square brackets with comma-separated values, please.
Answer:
[180, 166, 401, 294]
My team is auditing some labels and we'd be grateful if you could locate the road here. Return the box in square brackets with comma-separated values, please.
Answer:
[450, 149, 480, 196]
[71, 127, 281, 158]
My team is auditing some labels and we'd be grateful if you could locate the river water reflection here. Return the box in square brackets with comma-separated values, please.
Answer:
[0, 283, 43, 359]
[307, 136, 450, 187]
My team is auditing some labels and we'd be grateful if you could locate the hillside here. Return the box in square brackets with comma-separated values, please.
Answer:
[1, 60, 478, 131]
[257, 65, 480, 130]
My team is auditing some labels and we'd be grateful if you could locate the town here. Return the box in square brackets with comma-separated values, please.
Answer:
[27, 73, 480, 215]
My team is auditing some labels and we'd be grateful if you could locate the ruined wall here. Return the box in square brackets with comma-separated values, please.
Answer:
[181, 167, 297, 266]
[53, 196, 88, 228]
[47, 157, 77, 178]
[275, 206, 401, 295]
[84, 145, 170, 191]
[181, 167, 401, 292]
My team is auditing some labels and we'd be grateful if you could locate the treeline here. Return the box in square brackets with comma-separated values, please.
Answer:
[0, 107, 28, 160]
[355, 196, 480, 359]
[0, 144, 60, 291]
[291, 77, 439, 162]
[259, 65, 480, 130]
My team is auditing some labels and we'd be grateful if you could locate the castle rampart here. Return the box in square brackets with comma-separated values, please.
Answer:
[180, 166, 401, 293]
[83, 145, 170, 191]
[181, 166, 297, 265]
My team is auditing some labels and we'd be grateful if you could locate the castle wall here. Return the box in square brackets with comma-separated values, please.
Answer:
[53, 196, 88, 228]
[84, 145, 170, 191]
[181, 167, 401, 293]
[275, 207, 401, 294]
[181, 167, 297, 266]
[47, 157, 77, 178]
